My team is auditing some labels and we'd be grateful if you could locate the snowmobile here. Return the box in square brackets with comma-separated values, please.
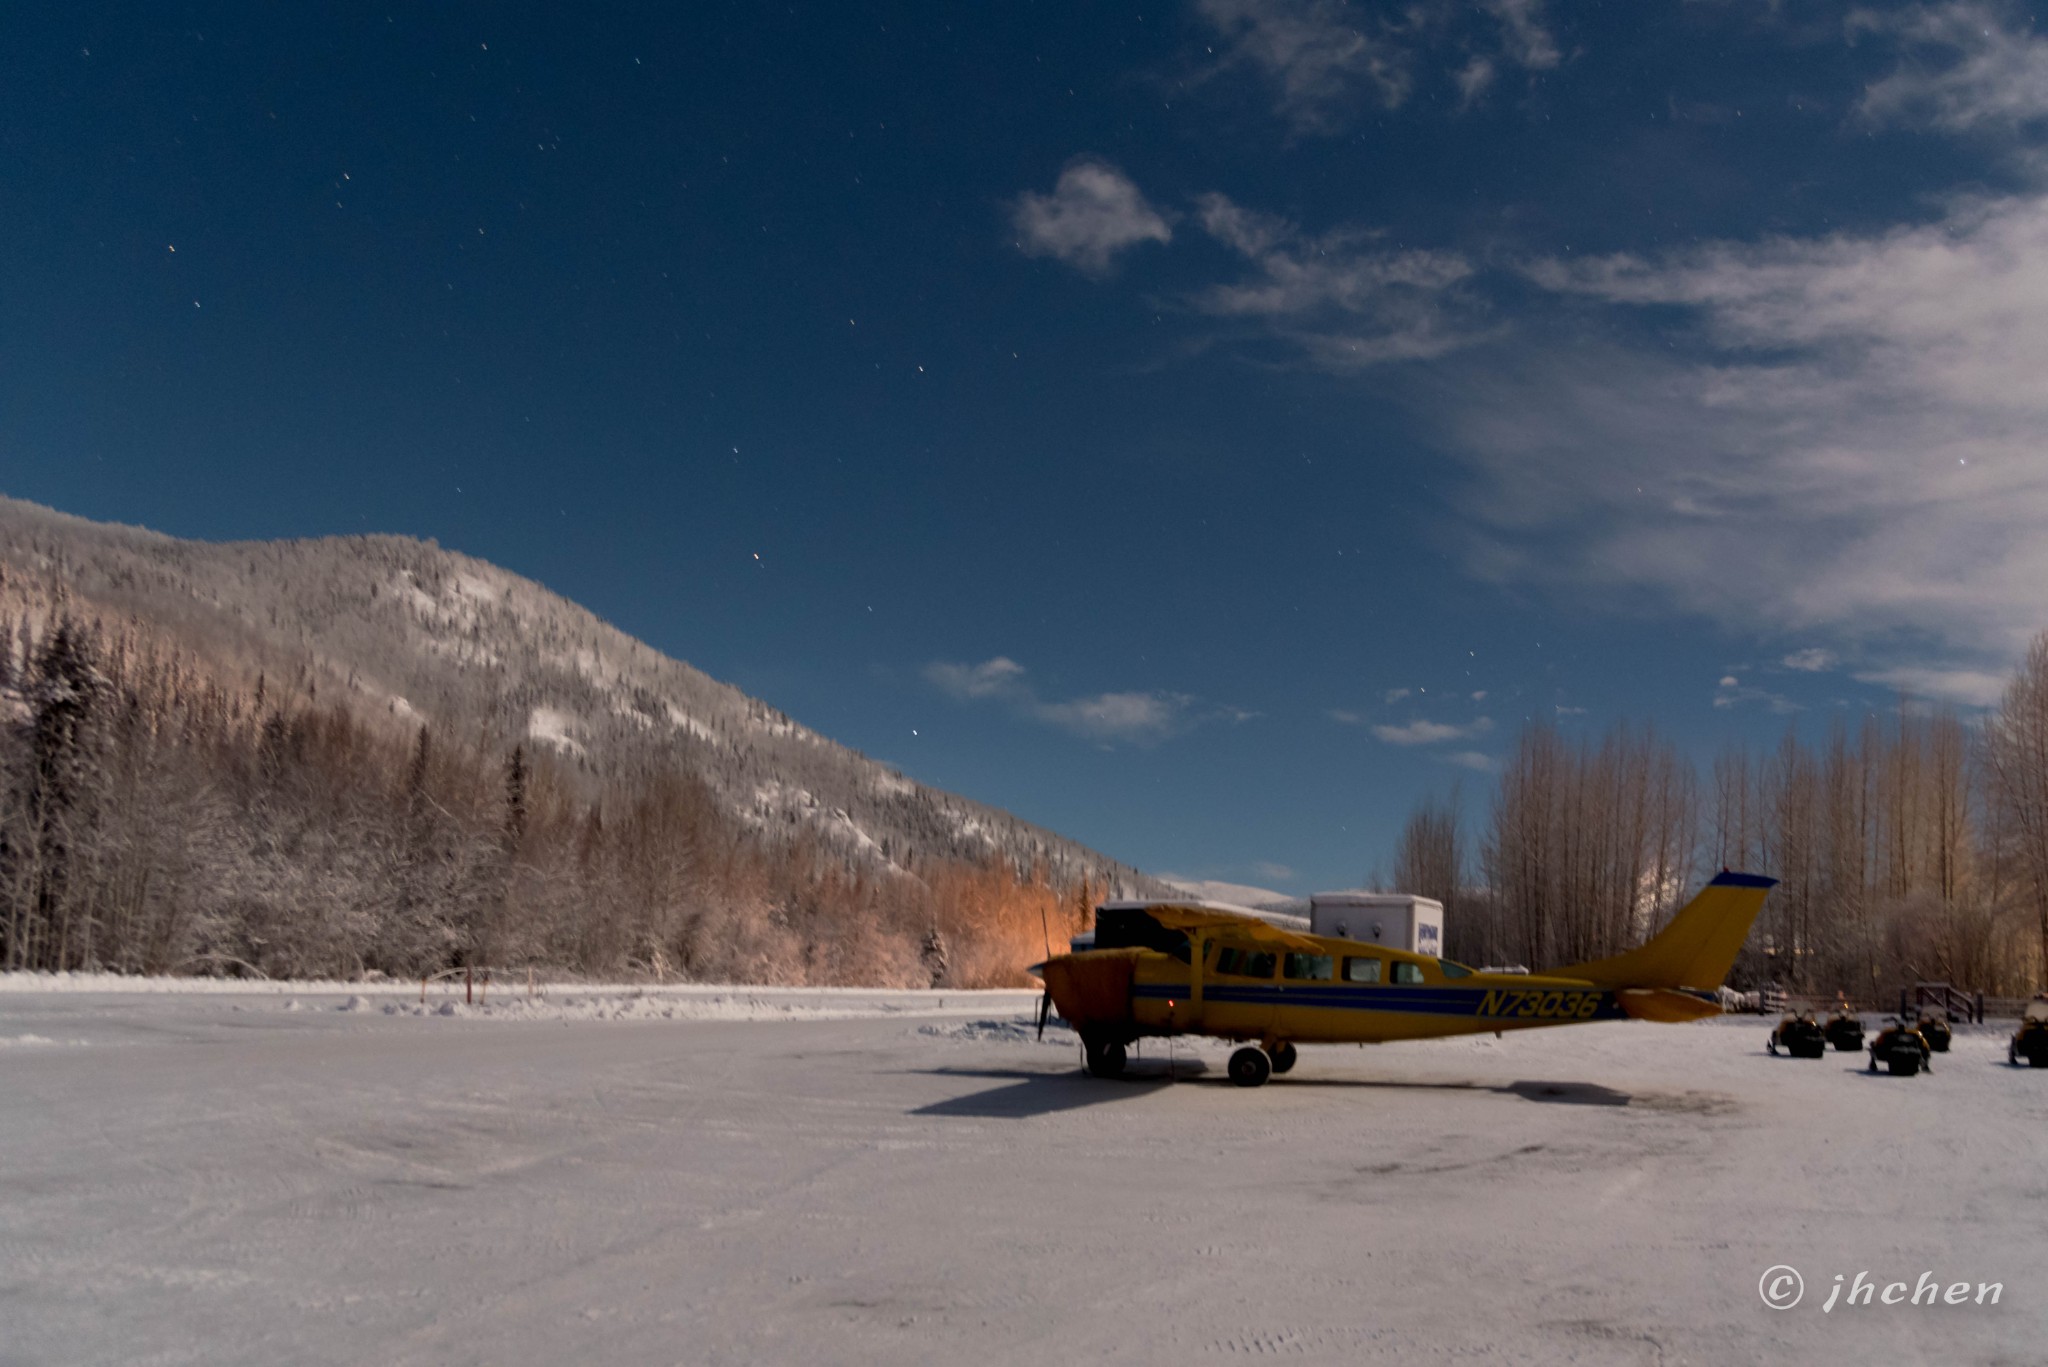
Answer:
[1868, 1018, 1931, 1076]
[1916, 1012, 1953, 1053]
[1823, 1008, 1864, 1053]
[2010, 997, 2048, 1068]
[1768, 1012, 1828, 1059]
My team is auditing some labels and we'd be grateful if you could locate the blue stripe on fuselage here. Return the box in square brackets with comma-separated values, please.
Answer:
[1130, 981, 1629, 1020]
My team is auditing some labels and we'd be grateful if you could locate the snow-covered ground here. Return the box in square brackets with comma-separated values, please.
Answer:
[2, 987, 2041, 1366]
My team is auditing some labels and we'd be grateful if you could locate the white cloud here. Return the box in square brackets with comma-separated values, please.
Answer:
[1012, 160, 1172, 276]
[1443, 750, 1497, 772]
[1371, 716, 1494, 745]
[1441, 190, 2048, 690]
[1329, 708, 1365, 725]
[1714, 676, 1801, 714]
[1481, 0, 1561, 72]
[1852, 665, 2009, 707]
[925, 656, 1197, 744]
[1193, 193, 1491, 367]
[1455, 55, 1497, 107]
[1853, 1, 2048, 133]
[1034, 690, 1191, 744]
[1194, 0, 1415, 133]
[1383, 687, 1412, 703]
[1251, 860, 1297, 882]
[925, 656, 1027, 700]
[1470, 690, 1488, 701]
[1193, 0, 1562, 132]
[1781, 648, 1838, 672]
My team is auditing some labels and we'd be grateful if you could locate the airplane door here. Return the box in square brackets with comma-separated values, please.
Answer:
[1206, 941, 1276, 1041]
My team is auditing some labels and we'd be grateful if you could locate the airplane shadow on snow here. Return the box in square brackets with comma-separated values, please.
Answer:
[909, 1064, 1635, 1119]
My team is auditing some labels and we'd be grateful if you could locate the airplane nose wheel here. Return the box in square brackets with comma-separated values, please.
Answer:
[1228, 1046, 1273, 1088]
[1083, 1036, 1127, 1079]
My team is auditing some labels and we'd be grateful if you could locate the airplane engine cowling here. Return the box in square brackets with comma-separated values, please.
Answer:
[1042, 950, 1138, 1033]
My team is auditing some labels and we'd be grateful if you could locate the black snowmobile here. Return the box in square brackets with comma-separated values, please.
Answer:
[2010, 998, 2048, 1068]
[1868, 1018, 1931, 1076]
[1768, 1012, 1828, 1059]
[1915, 1012, 1953, 1053]
[1823, 1008, 1864, 1053]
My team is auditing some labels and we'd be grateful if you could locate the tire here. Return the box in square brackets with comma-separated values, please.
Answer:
[1083, 1038, 1127, 1079]
[1888, 1053, 1920, 1077]
[1269, 1042, 1298, 1075]
[1228, 1046, 1273, 1088]
[2030, 1053, 2047, 1069]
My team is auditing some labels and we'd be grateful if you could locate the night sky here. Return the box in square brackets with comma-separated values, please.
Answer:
[7, 2, 2047, 894]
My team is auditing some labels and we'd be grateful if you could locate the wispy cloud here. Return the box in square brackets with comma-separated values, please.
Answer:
[1371, 716, 1494, 745]
[1383, 687, 1412, 703]
[1713, 675, 1801, 714]
[1194, 0, 1416, 133]
[1012, 160, 1173, 276]
[1853, 1, 2048, 133]
[1781, 648, 1838, 672]
[1193, 0, 1562, 133]
[924, 656, 1027, 699]
[1251, 859, 1297, 882]
[1852, 665, 2008, 707]
[1439, 190, 2048, 689]
[925, 656, 1205, 744]
[1193, 193, 1492, 367]
[1443, 749, 1496, 772]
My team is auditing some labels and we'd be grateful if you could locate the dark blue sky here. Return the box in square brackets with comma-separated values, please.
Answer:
[8, 2, 2047, 894]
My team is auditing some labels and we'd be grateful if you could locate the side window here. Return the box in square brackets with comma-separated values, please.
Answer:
[1283, 953, 1334, 981]
[1343, 956, 1383, 983]
[1214, 945, 1276, 978]
[1392, 961, 1425, 985]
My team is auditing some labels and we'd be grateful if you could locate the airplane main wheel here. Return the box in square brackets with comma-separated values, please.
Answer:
[1083, 1038, 1127, 1079]
[1888, 1053, 1921, 1077]
[1269, 1042, 1298, 1075]
[1228, 1046, 1272, 1088]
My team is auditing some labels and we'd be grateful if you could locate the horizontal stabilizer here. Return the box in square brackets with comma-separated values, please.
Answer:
[1616, 987, 1723, 1022]
[1553, 871, 1776, 993]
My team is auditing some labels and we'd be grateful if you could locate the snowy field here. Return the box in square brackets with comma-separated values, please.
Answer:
[2, 985, 2042, 1366]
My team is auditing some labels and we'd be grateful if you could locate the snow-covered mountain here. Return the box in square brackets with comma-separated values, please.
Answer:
[0, 495, 1164, 898]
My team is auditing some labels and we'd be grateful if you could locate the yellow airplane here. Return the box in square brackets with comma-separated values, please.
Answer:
[1030, 871, 1776, 1086]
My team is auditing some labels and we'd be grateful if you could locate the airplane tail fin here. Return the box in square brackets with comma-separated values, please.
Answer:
[1552, 871, 1776, 992]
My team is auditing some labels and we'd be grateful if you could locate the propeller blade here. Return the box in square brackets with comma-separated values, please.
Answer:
[1036, 988, 1052, 1039]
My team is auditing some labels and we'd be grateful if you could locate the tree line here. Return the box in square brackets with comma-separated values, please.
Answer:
[1392, 633, 2048, 998]
[0, 614, 1089, 987]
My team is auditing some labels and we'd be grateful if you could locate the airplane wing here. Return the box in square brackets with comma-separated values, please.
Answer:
[1142, 905, 1326, 951]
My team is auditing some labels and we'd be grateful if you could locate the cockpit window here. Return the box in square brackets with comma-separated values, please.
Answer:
[1213, 946, 1276, 978]
[1436, 959, 1473, 979]
[1343, 956, 1382, 983]
[1391, 961, 1425, 985]
[1283, 953, 1334, 981]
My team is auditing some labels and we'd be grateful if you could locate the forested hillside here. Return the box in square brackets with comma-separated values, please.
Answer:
[0, 497, 1162, 985]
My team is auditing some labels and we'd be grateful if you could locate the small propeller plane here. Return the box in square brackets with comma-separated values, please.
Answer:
[1029, 871, 1776, 1087]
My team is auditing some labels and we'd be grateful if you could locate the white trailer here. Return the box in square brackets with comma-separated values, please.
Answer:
[1308, 892, 1444, 957]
